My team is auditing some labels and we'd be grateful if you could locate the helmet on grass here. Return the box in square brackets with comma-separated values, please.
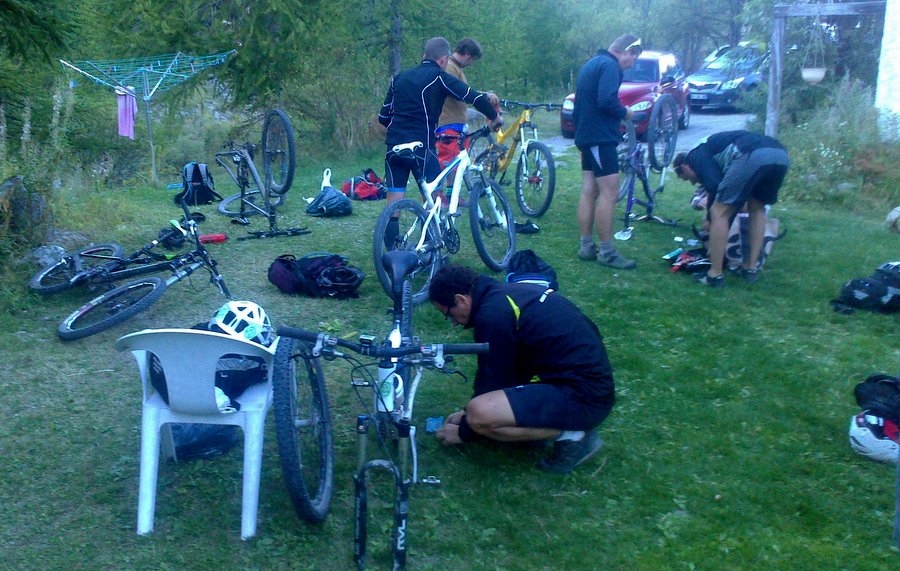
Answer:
[210, 301, 274, 347]
[848, 411, 900, 464]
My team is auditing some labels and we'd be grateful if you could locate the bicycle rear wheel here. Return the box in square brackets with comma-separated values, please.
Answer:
[57, 276, 167, 341]
[29, 243, 125, 295]
[469, 178, 516, 272]
[217, 189, 284, 217]
[515, 140, 555, 218]
[262, 109, 296, 195]
[273, 337, 334, 523]
[372, 199, 442, 305]
[647, 94, 678, 171]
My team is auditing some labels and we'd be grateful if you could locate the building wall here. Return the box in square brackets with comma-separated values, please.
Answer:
[875, 0, 899, 138]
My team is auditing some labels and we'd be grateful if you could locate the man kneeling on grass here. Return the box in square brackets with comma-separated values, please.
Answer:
[429, 265, 615, 473]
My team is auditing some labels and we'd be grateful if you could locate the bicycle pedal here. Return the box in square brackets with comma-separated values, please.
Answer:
[420, 476, 442, 486]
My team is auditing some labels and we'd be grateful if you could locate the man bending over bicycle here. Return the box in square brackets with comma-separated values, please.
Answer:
[428, 265, 615, 473]
[378, 37, 500, 245]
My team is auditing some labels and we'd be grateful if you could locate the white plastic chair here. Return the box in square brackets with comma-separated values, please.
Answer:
[115, 328, 278, 540]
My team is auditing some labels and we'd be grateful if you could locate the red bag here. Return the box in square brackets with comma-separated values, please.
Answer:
[340, 169, 386, 200]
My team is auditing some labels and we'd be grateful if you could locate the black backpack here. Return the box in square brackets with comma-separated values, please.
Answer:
[832, 261, 900, 314]
[174, 162, 222, 206]
[505, 249, 559, 290]
[268, 252, 365, 299]
[854, 373, 900, 422]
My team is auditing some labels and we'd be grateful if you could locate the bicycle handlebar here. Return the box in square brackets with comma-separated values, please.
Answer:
[500, 99, 562, 111]
[277, 325, 489, 359]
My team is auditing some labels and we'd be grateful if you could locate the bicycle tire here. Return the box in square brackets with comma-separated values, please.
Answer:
[262, 109, 296, 195]
[514, 140, 556, 218]
[618, 169, 636, 203]
[29, 243, 125, 295]
[619, 118, 637, 160]
[468, 132, 499, 179]
[469, 178, 516, 272]
[273, 337, 334, 523]
[647, 94, 679, 171]
[218, 189, 284, 217]
[57, 276, 168, 341]
[372, 199, 442, 306]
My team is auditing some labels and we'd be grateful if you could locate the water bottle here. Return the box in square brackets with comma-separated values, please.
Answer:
[376, 365, 395, 412]
[199, 233, 228, 244]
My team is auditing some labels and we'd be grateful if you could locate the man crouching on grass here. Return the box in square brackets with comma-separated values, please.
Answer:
[429, 264, 615, 473]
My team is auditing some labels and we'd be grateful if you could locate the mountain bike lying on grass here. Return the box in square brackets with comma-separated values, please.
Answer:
[30, 198, 231, 340]
[215, 109, 309, 240]
[274, 250, 488, 569]
[467, 99, 560, 218]
[373, 126, 516, 305]
[614, 111, 678, 241]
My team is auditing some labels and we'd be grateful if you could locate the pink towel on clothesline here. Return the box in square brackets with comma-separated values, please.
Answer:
[116, 86, 137, 139]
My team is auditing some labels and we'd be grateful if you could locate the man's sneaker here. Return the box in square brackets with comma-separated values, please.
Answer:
[537, 430, 603, 474]
[597, 252, 636, 269]
[577, 243, 598, 261]
[693, 271, 725, 288]
[734, 267, 759, 283]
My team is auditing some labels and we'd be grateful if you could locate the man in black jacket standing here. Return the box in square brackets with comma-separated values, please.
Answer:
[574, 34, 642, 269]
[428, 265, 616, 474]
[378, 37, 499, 202]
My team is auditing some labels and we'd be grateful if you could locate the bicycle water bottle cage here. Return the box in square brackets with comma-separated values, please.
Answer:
[382, 250, 420, 301]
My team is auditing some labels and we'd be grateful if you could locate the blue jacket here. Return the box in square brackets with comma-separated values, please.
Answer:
[574, 50, 628, 147]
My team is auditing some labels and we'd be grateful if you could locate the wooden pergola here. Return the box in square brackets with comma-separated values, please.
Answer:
[766, 1, 887, 136]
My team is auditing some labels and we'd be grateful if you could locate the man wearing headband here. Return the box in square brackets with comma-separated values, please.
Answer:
[574, 33, 642, 269]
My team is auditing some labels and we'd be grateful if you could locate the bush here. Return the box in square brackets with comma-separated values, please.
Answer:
[778, 76, 898, 207]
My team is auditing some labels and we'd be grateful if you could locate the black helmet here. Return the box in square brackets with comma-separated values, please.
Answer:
[317, 266, 366, 298]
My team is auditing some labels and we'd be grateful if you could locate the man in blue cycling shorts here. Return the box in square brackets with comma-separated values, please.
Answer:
[428, 265, 616, 474]
[378, 37, 500, 246]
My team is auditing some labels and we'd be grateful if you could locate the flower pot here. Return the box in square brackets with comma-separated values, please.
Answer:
[801, 67, 827, 85]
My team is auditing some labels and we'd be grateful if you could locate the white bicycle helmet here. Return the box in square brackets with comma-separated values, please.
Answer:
[210, 301, 274, 347]
[848, 411, 900, 464]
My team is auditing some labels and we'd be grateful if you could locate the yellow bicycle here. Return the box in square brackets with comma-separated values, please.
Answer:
[468, 99, 559, 218]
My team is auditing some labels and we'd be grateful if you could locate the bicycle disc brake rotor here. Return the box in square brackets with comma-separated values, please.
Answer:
[446, 226, 461, 254]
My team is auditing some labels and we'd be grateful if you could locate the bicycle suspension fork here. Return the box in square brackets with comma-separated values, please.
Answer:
[354, 416, 410, 570]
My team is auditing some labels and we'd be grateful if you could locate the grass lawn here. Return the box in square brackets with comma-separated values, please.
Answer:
[1, 134, 898, 570]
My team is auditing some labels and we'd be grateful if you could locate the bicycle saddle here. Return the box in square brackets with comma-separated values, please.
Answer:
[391, 141, 423, 154]
[382, 250, 420, 300]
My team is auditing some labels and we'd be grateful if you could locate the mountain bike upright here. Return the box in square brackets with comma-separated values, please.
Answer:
[614, 112, 678, 241]
[274, 249, 488, 569]
[372, 126, 516, 305]
[467, 99, 559, 218]
[215, 109, 309, 240]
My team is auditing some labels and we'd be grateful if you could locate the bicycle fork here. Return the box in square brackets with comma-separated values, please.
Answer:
[354, 416, 409, 570]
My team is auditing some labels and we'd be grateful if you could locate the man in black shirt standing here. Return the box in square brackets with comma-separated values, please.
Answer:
[428, 265, 616, 474]
[673, 130, 789, 286]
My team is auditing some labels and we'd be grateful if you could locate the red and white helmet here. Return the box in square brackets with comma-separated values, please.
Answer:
[848, 411, 900, 464]
[210, 301, 274, 347]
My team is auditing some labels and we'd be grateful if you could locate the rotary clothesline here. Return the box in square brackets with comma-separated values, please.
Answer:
[59, 50, 235, 182]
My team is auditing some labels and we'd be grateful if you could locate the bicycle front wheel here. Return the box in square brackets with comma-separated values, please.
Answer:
[469, 178, 516, 272]
[29, 243, 125, 295]
[217, 189, 284, 217]
[57, 276, 167, 341]
[262, 109, 296, 195]
[273, 337, 334, 523]
[372, 199, 442, 305]
[515, 140, 556, 218]
[647, 94, 679, 171]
